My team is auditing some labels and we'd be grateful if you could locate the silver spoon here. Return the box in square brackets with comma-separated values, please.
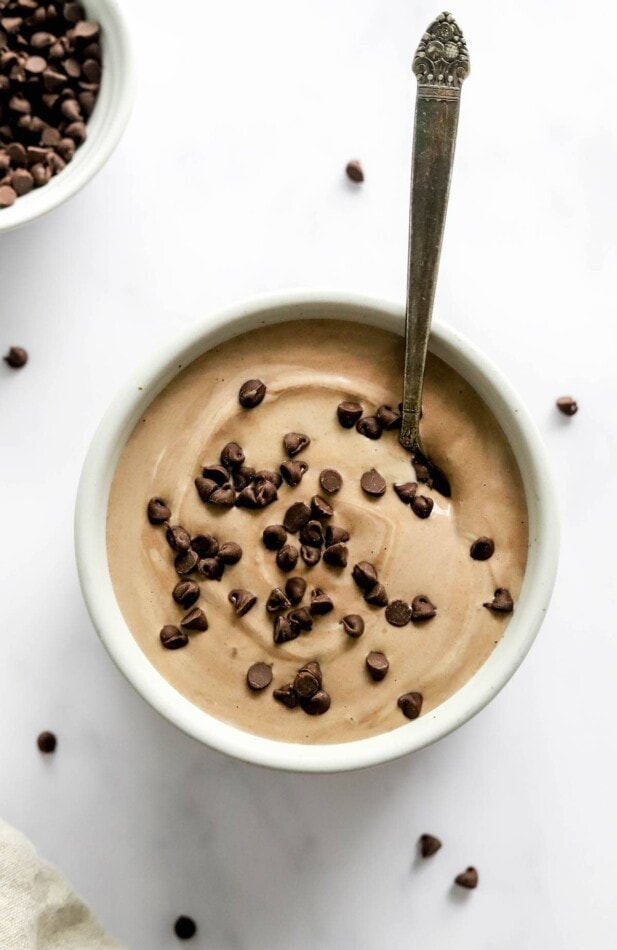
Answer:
[399, 12, 470, 497]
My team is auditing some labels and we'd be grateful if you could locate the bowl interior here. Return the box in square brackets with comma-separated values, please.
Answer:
[75, 293, 559, 772]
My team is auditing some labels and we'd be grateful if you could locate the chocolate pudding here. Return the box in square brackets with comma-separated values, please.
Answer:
[106, 319, 528, 743]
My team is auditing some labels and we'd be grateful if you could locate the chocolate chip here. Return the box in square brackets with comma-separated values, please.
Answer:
[302, 660, 322, 684]
[376, 405, 401, 429]
[288, 607, 313, 633]
[323, 542, 348, 567]
[220, 441, 245, 468]
[311, 495, 333, 520]
[266, 588, 291, 613]
[197, 557, 223, 581]
[346, 160, 364, 182]
[309, 588, 333, 615]
[174, 549, 199, 575]
[233, 466, 255, 490]
[483, 588, 513, 613]
[209, 484, 237, 506]
[256, 469, 283, 488]
[394, 482, 417, 504]
[411, 495, 434, 519]
[300, 690, 331, 715]
[283, 501, 312, 533]
[11, 168, 33, 195]
[195, 477, 218, 502]
[280, 459, 308, 486]
[73, 19, 100, 40]
[263, 524, 287, 550]
[218, 541, 242, 564]
[0, 185, 17, 207]
[337, 401, 363, 428]
[201, 464, 230, 485]
[174, 916, 197, 940]
[283, 432, 310, 456]
[191, 534, 219, 558]
[147, 497, 171, 524]
[385, 599, 412, 626]
[301, 544, 321, 567]
[411, 595, 436, 621]
[361, 468, 386, 497]
[454, 867, 478, 890]
[273, 684, 298, 708]
[4, 346, 28, 367]
[173, 580, 200, 608]
[235, 484, 258, 508]
[419, 834, 442, 857]
[273, 615, 299, 644]
[365, 583, 388, 607]
[294, 669, 320, 698]
[397, 691, 423, 719]
[556, 395, 578, 416]
[253, 478, 278, 508]
[340, 614, 364, 637]
[319, 468, 342, 494]
[180, 608, 208, 631]
[352, 561, 378, 591]
[228, 589, 257, 616]
[166, 524, 191, 552]
[285, 576, 306, 605]
[247, 662, 273, 690]
[366, 652, 389, 681]
[470, 537, 495, 560]
[276, 544, 299, 572]
[160, 625, 189, 650]
[413, 450, 451, 498]
[356, 416, 382, 440]
[325, 525, 350, 546]
[37, 730, 57, 753]
[239, 378, 266, 408]
[299, 520, 324, 547]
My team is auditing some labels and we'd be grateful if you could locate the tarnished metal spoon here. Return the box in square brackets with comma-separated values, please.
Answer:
[399, 12, 470, 497]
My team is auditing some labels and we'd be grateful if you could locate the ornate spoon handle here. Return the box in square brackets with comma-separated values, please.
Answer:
[400, 12, 470, 456]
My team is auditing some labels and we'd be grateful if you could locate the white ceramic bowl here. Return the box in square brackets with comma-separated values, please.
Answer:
[0, 0, 135, 233]
[75, 291, 560, 772]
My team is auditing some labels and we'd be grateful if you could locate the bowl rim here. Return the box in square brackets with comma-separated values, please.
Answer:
[75, 289, 560, 772]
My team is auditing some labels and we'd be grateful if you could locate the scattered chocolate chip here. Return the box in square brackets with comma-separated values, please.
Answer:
[413, 450, 451, 498]
[470, 537, 495, 560]
[352, 561, 378, 591]
[365, 583, 388, 607]
[285, 576, 307, 606]
[220, 441, 245, 468]
[201, 464, 230, 485]
[253, 478, 278, 508]
[361, 468, 386, 497]
[174, 915, 197, 940]
[309, 588, 333, 615]
[283, 432, 310, 456]
[556, 395, 578, 416]
[235, 484, 258, 508]
[319, 468, 343, 494]
[37, 730, 57, 753]
[337, 401, 363, 428]
[263, 523, 287, 550]
[239, 378, 266, 408]
[283, 501, 312, 533]
[455, 867, 478, 890]
[303, 661, 322, 683]
[147, 497, 171, 524]
[228, 589, 257, 616]
[398, 691, 423, 719]
[346, 159, 364, 182]
[233, 466, 256, 490]
[266, 588, 291, 613]
[323, 542, 348, 567]
[173, 580, 200, 608]
[256, 469, 283, 488]
[356, 416, 382, 440]
[301, 544, 321, 566]
[174, 549, 199, 575]
[280, 459, 308, 486]
[366, 652, 389, 681]
[325, 525, 350, 546]
[160, 625, 189, 650]
[218, 541, 242, 564]
[180, 608, 208, 631]
[197, 557, 224, 581]
[276, 544, 299, 572]
[4, 346, 28, 368]
[273, 614, 299, 644]
[483, 588, 513, 613]
[209, 484, 237, 507]
[191, 534, 219, 558]
[299, 520, 324, 547]
[385, 599, 412, 626]
[273, 684, 297, 708]
[300, 689, 331, 715]
[394, 482, 417, 504]
[411, 595, 436, 621]
[166, 525, 191, 552]
[419, 834, 442, 858]
[294, 668, 321, 698]
[376, 405, 401, 429]
[340, 614, 364, 638]
[411, 495, 434, 519]
[195, 477, 218, 502]
[247, 662, 273, 691]
[288, 607, 313, 633]
[311, 495, 333, 520]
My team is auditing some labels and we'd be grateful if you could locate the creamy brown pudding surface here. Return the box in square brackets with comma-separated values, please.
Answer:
[106, 319, 528, 744]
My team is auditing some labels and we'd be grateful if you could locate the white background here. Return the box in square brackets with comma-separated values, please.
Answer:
[1, 0, 615, 947]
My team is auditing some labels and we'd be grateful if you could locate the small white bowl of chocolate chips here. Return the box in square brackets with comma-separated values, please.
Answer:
[0, 0, 134, 231]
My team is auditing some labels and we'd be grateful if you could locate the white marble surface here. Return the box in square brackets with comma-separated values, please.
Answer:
[0, 0, 615, 946]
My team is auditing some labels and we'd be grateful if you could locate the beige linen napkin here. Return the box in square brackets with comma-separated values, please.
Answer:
[0, 820, 121, 949]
